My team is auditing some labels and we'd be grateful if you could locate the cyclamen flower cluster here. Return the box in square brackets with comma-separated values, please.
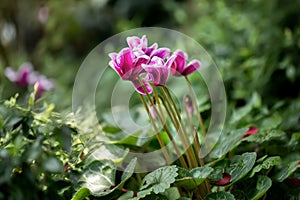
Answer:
[5, 62, 54, 98]
[108, 35, 201, 95]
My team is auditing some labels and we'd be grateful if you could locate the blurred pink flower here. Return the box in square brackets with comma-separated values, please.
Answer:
[5, 62, 34, 87]
[166, 50, 201, 76]
[5, 62, 54, 98]
[38, 6, 49, 24]
[33, 75, 54, 98]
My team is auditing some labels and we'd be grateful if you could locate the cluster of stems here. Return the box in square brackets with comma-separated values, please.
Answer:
[138, 76, 211, 197]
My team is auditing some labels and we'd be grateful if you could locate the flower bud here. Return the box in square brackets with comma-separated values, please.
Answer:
[183, 94, 194, 116]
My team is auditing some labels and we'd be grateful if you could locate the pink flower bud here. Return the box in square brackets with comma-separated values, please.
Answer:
[149, 104, 157, 120]
[183, 94, 194, 115]
[214, 173, 231, 186]
[243, 126, 259, 138]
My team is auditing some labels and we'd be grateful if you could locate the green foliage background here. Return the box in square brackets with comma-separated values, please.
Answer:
[0, 0, 300, 199]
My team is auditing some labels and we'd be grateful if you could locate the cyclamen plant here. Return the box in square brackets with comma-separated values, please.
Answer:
[109, 35, 211, 196]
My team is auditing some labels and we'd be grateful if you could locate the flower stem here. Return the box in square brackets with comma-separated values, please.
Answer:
[183, 97, 203, 166]
[184, 77, 209, 155]
[138, 93, 172, 165]
[184, 77, 211, 195]
[160, 86, 198, 169]
[152, 85, 188, 169]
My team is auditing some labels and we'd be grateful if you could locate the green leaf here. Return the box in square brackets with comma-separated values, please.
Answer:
[260, 112, 282, 129]
[227, 152, 257, 184]
[102, 126, 122, 133]
[77, 158, 136, 198]
[108, 130, 142, 146]
[118, 191, 135, 200]
[288, 132, 300, 147]
[209, 128, 248, 159]
[71, 187, 91, 200]
[243, 129, 285, 143]
[204, 191, 236, 200]
[25, 136, 43, 161]
[54, 125, 73, 153]
[176, 166, 213, 190]
[128, 188, 152, 200]
[250, 156, 281, 177]
[143, 194, 168, 200]
[121, 157, 137, 181]
[246, 176, 272, 200]
[274, 160, 300, 182]
[161, 187, 180, 200]
[140, 165, 178, 194]
[230, 92, 260, 124]
[87, 143, 129, 163]
[136, 188, 153, 199]
[42, 157, 63, 173]
[78, 160, 116, 196]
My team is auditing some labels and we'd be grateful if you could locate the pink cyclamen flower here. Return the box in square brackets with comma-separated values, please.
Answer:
[109, 48, 149, 81]
[31, 75, 54, 98]
[243, 126, 259, 138]
[5, 63, 34, 87]
[127, 35, 170, 60]
[143, 56, 169, 86]
[214, 173, 231, 186]
[166, 50, 201, 76]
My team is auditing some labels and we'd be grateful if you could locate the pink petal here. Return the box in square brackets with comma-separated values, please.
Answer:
[127, 36, 141, 49]
[34, 75, 54, 98]
[144, 57, 169, 86]
[182, 59, 201, 76]
[119, 48, 134, 80]
[108, 52, 117, 61]
[5, 67, 18, 82]
[108, 53, 123, 78]
[145, 43, 158, 55]
[126, 35, 148, 51]
[140, 35, 148, 51]
[148, 56, 164, 66]
[151, 48, 170, 59]
[131, 78, 152, 95]
[144, 66, 160, 85]
[135, 55, 150, 69]
[170, 50, 187, 76]
[243, 126, 259, 138]
[5, 63, 34, 87]
[165, 55, 176, 68]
